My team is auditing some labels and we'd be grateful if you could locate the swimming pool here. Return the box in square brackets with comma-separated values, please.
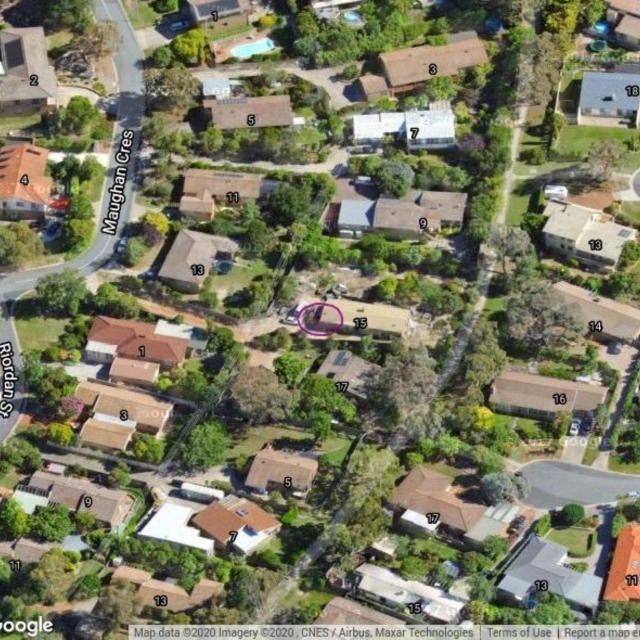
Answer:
[230, 37, 275, 58]
[342, 10, 362, 23]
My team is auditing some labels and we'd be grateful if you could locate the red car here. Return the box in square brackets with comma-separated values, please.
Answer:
[49, 197, 70, 210]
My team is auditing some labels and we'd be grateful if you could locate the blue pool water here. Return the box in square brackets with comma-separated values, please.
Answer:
[342, 10, 362, 23]
[594, 21, 610, 35]
[230, 37, 275, 58]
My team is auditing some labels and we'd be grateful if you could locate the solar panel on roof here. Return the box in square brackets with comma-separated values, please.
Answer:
[333, 351, 349, 366]
[3, 39, 24, 69]
[619, 229, 634, 238]
[217, 97, 248, 106]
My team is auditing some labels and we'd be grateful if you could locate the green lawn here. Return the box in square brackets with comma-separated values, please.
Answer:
[228, 425, 315, 460]
[320, 435, 352, 465]
[215, 260, 269, 294]
[0, 467, 21, 490]
[581, 435, 600, 466]
[0, 113, 43, 137]
[506, 190, 531, 226]
[557, 69, 583, 116]
[122, 0, 165, 29]
[424, 462, 460, 478]
[621, 202, 640, 227]
[13, 296, 68, 352]
[483, 294, 506, 320]
[46, 29, 73, 53]
[546, 527, 594, 557]
[209, 24, 254, 42]
[80, 167, 106, 203]
[609, 455, 640, 475]
[295, 127, 325, 148]
[410, 536, 460, 561]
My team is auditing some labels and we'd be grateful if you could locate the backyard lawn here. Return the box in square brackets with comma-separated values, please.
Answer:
[621, 202, 640, 227]
[506, 190, 531, 225]
[216, 260, 269, 295]
[0, 113, 42, 137]
[122, 0, 166, 29]
[14, 297, 68, 352]
[546, 527, 594, 557]
[409, 536, 460, 561]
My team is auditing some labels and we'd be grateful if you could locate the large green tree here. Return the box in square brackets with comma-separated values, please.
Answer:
[179, 421, 229, 472]
[29, 505, 75, 542]
[35, 269, 89, 317]
[0, 499, 28, 539]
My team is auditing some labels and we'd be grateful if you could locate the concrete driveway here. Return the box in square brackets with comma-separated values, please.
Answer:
[521, 460, 640, 508]
[57, 85, 100, 107]
[560, 434, 589, 465]
[135, 26, 172, 50]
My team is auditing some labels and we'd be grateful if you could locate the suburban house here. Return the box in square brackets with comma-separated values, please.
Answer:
[13, 471, 134, 528]
[201, 77, 232, 99]
[179, 168, 279, 221]
[577, 71, 640, 126]
[108, 357, 160, 389]
[352, 106, 456, 150]
[205, 95, 295, 130]
[112, 565, 223, 612]
[0, 143, 53, 221]
[314, 597, 406, 625]
[305, 298, 413, 340]
[184, 0, 250, 33]
[75, 381, 174, 450]
[542, 200, 637, 270]
[4, 538, 55, 565]
[603, 523, 640, 601]
[351, 563, 468, 624]
[244, 448, 319, 495]
[553, 281, 640, 343]
[138, 503, 215, 556]
[390, 467, 492, 541]
[337, 191, 467, 238]
[497, 535, 603, 614]
[607, 0, 640, 50]
[85, 316, 188, 369]
[358, 31, 488, 100]
[490, 371, 608, 421]
[158, 229, 240, 294]
[0, 27, 57, 115]
[192, 495, 281, 555]
[316, 349, 381, 399]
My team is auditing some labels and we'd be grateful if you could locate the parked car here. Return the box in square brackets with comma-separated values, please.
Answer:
[609, 341, 623, 354]
[509, 515, 526, 533]
[115, 238, 128, 254]
[169, 20, 189, 32]
[569, 420, 580, 436]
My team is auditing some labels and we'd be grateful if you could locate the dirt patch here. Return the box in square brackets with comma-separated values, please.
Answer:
[247, 348, 277, 369]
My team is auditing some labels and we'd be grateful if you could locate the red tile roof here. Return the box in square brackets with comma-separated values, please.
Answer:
[604, 524, 640, 601]
[0, 143, 53, 205]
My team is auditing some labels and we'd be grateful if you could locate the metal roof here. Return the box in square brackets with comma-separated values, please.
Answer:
[338, 199, 375, 228]
[578, 71, 640, 112]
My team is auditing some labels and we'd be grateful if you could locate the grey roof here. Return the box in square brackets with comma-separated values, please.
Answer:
[497, 535, 603, 610]
[338, 200, 375, 228]
[578, 71, 640, 112]
[188, 0, 245, 19]
[201, 78, 231, 97]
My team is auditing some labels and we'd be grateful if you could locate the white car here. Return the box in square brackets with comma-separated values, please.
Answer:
[569, 420, 580, 436]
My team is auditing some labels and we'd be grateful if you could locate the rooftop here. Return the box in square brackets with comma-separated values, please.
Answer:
[109, 357, 160, 384]
[245, 448, 319, 492]
[579, 71, 640, 112]
[316, 349, 381, 398]
[316, 298, 412, 336]
[314, 597, 406, 625]
[205, 95, 294, 129]
[603, 524, 640, 601]
[79, 418, 135, 452]
[0, 143, 53, 205]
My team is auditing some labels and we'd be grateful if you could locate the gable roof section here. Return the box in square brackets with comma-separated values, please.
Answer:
[317, 298, 412, 336]
[373, 197, 426, 233]
[315, 597, 406, 625]
[579, 71, 640, 112]
[0, 28, 57, 101]
[109, 357, 160, 384]
[490, 370, 608, 415]
[390, 467, 486, 533]
[380, 31, 488, 89]
[245, 448, 319, 491]
[316, 349, 381, 398]
[338, 200, 375, 228]
[498, 535, 603, 610]
[205, 95, 294, 129]
[80, 418, 135, 451]
[112, 565, 153, 585]
[158, 229, 239, 288]
[87, 316, 188, 366]
[0, 143, 53, 204]
[12, 538, 54, 564]
[604, 524, 640, 601]
[552, 281, 640, 341]
[187, 0, 248, 19]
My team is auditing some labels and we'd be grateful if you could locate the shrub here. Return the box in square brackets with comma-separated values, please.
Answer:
[612, 512, 627, 538]
[560, 503, 585, 526]
[535, 513, 552, 536]
[281, 505, 299, 525]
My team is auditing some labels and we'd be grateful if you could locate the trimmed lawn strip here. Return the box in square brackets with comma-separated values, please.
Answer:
[410, 536, 460, 561]
[13, 296, 68, 352]
[609, 455, 640, 475]
[581, 435, 600, 466]
[506, 190, 531, 226]
[546, 527, 594, 557]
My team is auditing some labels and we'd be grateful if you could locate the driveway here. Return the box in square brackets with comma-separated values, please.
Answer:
[521, 460, 640, 508]
[135, 26, 171, 50]
[57, 85, 100, 107]
[560, 434, 589, 465]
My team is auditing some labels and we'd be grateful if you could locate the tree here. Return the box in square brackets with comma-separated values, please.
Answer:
[95, 580, 142, 632]
[107, 462, 131, 488]
[29, 504, 75, 542]
[230, 366, 294, 424]
[273, 352, 307, 386]
[74, 511, 96, 533]
[0, 499, 28, 539]
[179, 421, 229, 472]
[399, 555, 430, 579]
[28, 549, 76, 605]
[481, 472, 530, 505]
[310, 411, 332, 441]
[468, 574, 495, 601]
[550, 411, 572, 439]
[25, 365, 78, 415]
[121, 237, 146, 267]
[0, 438, 43, 473]
[35, 270, 88, 317]
[133, 434, 165, 465]
[143, 68, 199, 111]
[526, 592, 574, 624]
[71, 21, 122, 57]
[490, 225, 533, 276]
[141, 211, 170, 236]
[171, 29, 206, 65]
[561, 503, 585, 526]
[54, 96, 100, 135]
[341, 63, 360, 80]
[43, 0, 91, 32]
[588, 139, 625, 181]
[483, 535, 509, 560]
[297, 374, 356, 422]
[48, 423, 75, 446]
[612, 512, 628, 538]
[375, 159, 414, 197]
[424, 76, 458, 101]
[93, 283, 140, 318]
[59, 395, 85, 420]
[474, 406, 495, 431]
[72, 573, 102, 600]
[471, 446, 505, 475]
[0, 223, 44, 268]
[582, 0, 606, 27]
[460, 551, 492, 575]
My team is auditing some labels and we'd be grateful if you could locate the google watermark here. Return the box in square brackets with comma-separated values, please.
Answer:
[0, 617, 54, 638]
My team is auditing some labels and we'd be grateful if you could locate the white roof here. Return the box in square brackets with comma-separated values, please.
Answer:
[138, 504, 214, 553]
[353, 112, 407, 141]
[13, 487, 50, 514]
[404, 110, 455, 141]
[181, 482, 225, 501]
[93, 412, 137, 429]
[85, 340, 117, 355]
[293, 116, 306, 126]
[355, 564, 467, 623]
[400, 508, 440, 531]
[232, 525, 271, 554]
[155, 319, 196, 341]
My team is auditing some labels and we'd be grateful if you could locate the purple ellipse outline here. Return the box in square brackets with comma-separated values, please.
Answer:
[296, 302, 344, 337]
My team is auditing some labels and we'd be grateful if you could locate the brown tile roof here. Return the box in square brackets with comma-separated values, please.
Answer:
[138, 579, 193, 612]
[490, 370, 609, 416]
[189, 578, 224, 606]
[12, 538, 54, 564]
[315, 597, 406, 625]
[391, 467, 486, 534]
[0, 28, 57, 102]
[610, 0, 640, 16]
[372, 198, 425, 234]
[158, 229, 239, 289]
[604, 524, 640, 601]
[413, 190, 468, 227]
[380, 31, 488, 89]
[28, 471, 134, 527]
[192, 496, 280, 544]
[112, 565, 152, 585]
[316, 349, 381, 399]
[205, 95, 294, 129]
[616, 13, 640, 38]
[553, 281, 640, 342]
[80, 418, 135, 451]
[245, 448, 319, 492]
[109, 357, 160, 385]
[0, 143, 53, 205]
[87, 316, 188, 367]
[567, 190, 614, 211]
[358, 74, 389, 98]
[77, 381, 174, 432]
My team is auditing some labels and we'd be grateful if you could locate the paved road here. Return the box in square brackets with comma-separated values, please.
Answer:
[0, 0, 145, 441]
[521, 460, 640, 508]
